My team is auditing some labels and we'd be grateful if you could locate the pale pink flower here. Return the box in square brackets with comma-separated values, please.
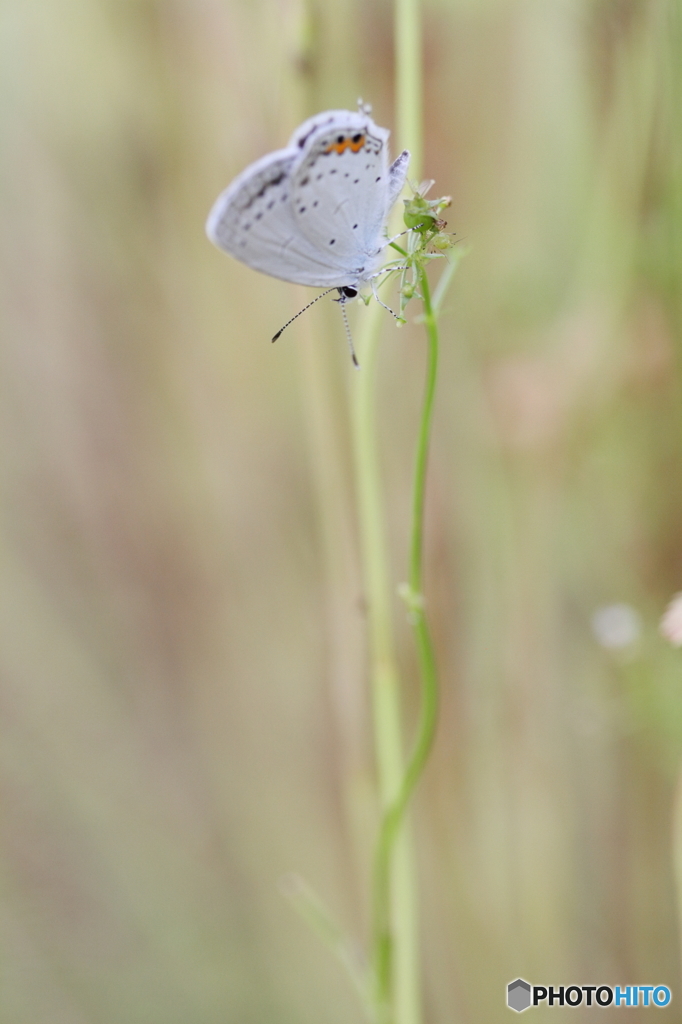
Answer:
[660, 593, 682, 647]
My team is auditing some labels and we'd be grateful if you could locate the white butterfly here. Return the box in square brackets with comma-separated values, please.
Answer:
[207, 108, 409, 298]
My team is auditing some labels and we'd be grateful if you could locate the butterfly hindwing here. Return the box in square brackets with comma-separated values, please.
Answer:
[289, 114, 393, 283]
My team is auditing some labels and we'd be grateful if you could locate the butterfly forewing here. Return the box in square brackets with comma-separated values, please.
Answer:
[207, 149, 349, 287]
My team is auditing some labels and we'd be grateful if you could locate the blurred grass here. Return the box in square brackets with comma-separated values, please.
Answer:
[2, 0, 682, 1021]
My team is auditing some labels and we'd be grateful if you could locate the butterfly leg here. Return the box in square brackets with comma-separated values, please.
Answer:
[377, 229, 410, 253]
[366, 265, 410, 282]
[370, 279, 403, 323]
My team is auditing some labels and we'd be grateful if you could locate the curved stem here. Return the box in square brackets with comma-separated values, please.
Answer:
[408, 269, 438, 594]
[372, 264, 439, 1022]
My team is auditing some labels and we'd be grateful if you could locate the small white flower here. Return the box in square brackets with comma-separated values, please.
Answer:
[591, 603, 641, 649]
[660, 593, 682, 647]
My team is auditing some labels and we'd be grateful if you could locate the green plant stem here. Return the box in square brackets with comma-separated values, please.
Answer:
[371, 264, 439, 1024]
[351, 300, 420, 1024]
[353, 304, 399, 798]
[408, 269, 438, 594]
[362, 0, 429, 1019]
[396, 0, 423, 179]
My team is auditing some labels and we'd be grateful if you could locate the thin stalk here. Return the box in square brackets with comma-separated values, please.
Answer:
[351, 298, 419, 1024]
[408, 268, 438, 595]
[371, 264, 439, 1024]
[363, 0, 429, 1021]
[396, 0, 423, 179]
[673, 764, 682, 979]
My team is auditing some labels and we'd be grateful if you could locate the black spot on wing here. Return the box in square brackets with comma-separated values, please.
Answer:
[243, 171, 286, 211]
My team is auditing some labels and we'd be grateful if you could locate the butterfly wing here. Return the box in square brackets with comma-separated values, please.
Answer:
[289, 112, 410, 286]
[207, 111, 411, 289]
[386, 150, 411, 210]
[206, 148, 353, 287]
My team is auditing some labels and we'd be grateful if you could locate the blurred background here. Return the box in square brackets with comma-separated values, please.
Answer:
[2, 0, 682, 1021]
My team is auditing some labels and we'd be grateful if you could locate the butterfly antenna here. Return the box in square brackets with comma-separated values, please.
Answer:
[339, 293, 359, 368]
[271, 288, 337, 342]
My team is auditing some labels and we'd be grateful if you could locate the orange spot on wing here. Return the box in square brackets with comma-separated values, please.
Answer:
[324, 135, 366, 155]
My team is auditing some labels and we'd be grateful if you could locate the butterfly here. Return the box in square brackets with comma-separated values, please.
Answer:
[206, 108, 410, 361]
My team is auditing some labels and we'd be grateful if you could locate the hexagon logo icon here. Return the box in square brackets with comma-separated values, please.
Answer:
[507, 978, 532, 1012]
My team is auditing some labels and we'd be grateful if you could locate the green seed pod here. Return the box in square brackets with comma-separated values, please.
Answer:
[403, 196, 437, 233]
